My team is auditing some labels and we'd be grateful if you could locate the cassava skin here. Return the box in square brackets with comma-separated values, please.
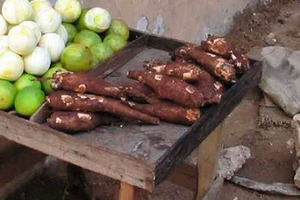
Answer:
[51, 72, 121, 98]
[143, 60, 226, 104]
[127, 71, 205, 107]
[47, 111, 118, 132]
[46, 90, 160, 125]
[143, 60, 203, 82]
[173, 44, 236, 83]
[119, 82, 159, 104]
[201, 35, 250, 74]
[126, 100, 201, 125]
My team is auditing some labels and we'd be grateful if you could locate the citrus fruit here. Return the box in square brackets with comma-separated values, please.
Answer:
[90, 42, 114, 67]
[75, 8, 88, 31]
[42, 66, 68, 94]
[0, 80, 17, 110]
[14, 86, 45, 117]
[62, 23, 77, 43]
[107, 19, 129, 41]
[60, 43, 92, 72]
[51, 62, 64, 68]
[14, 73, 41, 91]
[103, 33, 127, 52]
[74, 30, 102, 48]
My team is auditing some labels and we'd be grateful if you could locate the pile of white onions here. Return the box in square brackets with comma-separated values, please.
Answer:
[0, 0, 81, 80]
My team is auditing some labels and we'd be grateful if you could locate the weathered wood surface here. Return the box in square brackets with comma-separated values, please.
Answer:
[0, 111, 155, 190]
[0, 31, 262, 192]
[118, 182, 138, 200]
[197, 125, 223, 199]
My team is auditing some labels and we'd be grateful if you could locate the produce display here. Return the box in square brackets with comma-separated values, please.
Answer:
[0, 0, 130, 117]
[45, 36, 250, 132]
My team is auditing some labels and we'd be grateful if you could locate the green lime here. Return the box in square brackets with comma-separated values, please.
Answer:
[74, 30, 102, 48]
[62, 23, 78, 43]
[14, 74, 41, 91]
[90, 42, 114, 68]
[103, 34, 127, 52]
[51, 62, 64, 68]
[0, 80, 17, 110]
[14, 86, 45, 117]
[107, 19, 130, 41]
[42, 66, 68, 95]
[60, 43, 92, 72]
[75, 8, 89, 31]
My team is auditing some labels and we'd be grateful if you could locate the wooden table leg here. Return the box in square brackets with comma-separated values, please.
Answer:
[118, 182, 137, 200]
[196, 124, 223, 199]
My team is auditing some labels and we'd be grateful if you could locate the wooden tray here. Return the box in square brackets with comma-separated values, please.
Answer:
[0, 30, 261, 191]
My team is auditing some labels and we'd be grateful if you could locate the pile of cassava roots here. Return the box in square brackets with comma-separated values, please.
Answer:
[46, 35, 250, 133]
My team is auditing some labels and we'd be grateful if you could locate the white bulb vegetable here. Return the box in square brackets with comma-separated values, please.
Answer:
[39, 33, 65, 62]
[20, 21, 42, 42]
[24, 47, 51, 76]
[84, 7, 111, 33]
[55, 25, 68, 44]
[0, 36, 9, 55]
[0, 15, 7, 36]
[0, 50, 24, 81]
[8, 25, 37, 56]
[54, 0, 81, 23]
[30, 0, 52, 19]
[35, 7, 62, 33]
[2, 0, 33, 25]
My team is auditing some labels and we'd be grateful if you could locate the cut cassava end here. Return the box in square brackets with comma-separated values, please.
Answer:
[127, 71, 205, 107]
[46, 90, 160, 125]
[201, 35, 250, 74]
[51, 72, 122, 98]
[173, 44, 236, 83]
[126, 100, 201, 125]
[47, 111, 119, 132]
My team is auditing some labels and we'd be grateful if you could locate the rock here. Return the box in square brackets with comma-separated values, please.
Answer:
[265, 33, 277, 46]
[259, 46, 300, 117]
[292, 118, 300, 159]
[294, 167, 300, 189]
[217, 146, 251, 180]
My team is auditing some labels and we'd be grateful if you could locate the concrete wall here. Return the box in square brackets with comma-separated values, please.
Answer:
[1, 0, 266, 42]
[80, 0, 263, 43]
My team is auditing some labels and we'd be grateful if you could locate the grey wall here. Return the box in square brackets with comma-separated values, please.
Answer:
[79, 0, 267, 43]
[7, 0, 268, 43]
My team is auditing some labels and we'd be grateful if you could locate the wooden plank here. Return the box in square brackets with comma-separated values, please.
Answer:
[118, 182, 137, 200]
[196, 124, 223, 199]
[0, 112, 155, 191]
[146, 34, 185, 51]
[154, 62, 262, 185]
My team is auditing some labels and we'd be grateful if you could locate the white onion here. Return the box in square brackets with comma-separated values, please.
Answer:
[35, 7, 62, 33]
[0, 50, 24, 81]
[20, 21, 42, 42]
[0, 36, 9, 55]
[8, 25, 37, 56]
[24, 47, 51, 76]
[84, 7, 111, 33]
[2, 0, 32, 25]
[39, 33, 65, 62]
[55, 25, 68, 44]
[30, 0, 52, 19]
[54, 0, 81, 23]
[0, 15, 7, 36]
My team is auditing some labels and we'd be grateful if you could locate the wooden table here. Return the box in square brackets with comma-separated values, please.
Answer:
[0, 31, 261, 200]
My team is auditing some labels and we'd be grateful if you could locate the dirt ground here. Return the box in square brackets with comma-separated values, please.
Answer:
[5, 0, 300, 200]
